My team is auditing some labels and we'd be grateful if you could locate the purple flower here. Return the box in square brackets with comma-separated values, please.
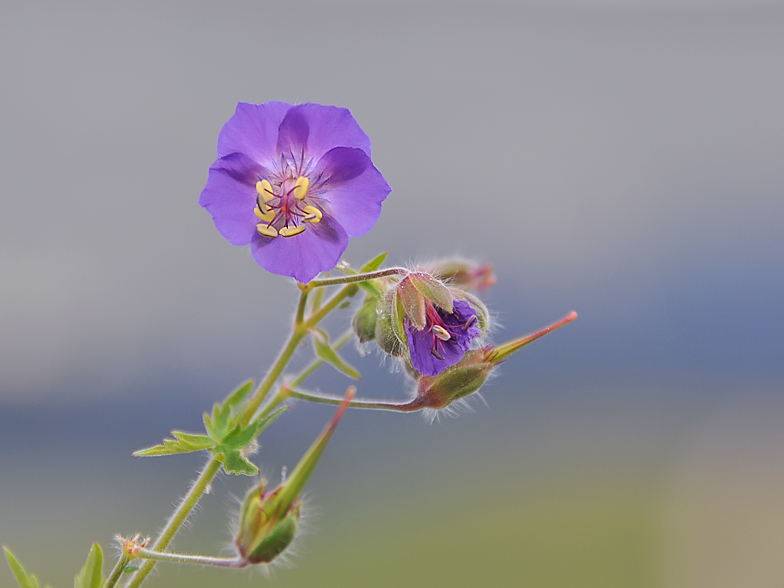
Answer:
[404, 299, 481, 377]
[199, 102, 391, 283]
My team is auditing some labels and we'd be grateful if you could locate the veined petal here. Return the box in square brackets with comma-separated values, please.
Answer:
[250, 213, 349, 283]
[284, 103, 373, 162]
[319, 161, 391, 238]
[199, 153, 263, 246]
[217, 101, 292, 163]
[315, 147, 370, 185]
[277, 107, 310, 168]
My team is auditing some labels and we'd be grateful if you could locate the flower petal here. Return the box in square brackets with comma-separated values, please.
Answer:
[316, 151, 391, 238]
[217, 101, 292, 163]
[250, 213, 349, 283]
[199, 153, 264, 246]
[282, 103, 373, 163]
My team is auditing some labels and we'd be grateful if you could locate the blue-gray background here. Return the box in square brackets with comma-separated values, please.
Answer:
[1, 1, 783, 587]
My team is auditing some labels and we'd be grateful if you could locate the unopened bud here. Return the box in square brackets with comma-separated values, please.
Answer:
[352, 295, 379, 343]
[414, 350, 494, 409]
[421, 259, 496, 291]
[235, 483, 302, 565]
[235, 388, 355, 565]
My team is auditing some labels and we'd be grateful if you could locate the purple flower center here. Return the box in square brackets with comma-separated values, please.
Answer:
[405, 300, 481, 376]
[254, 174, 324, 238]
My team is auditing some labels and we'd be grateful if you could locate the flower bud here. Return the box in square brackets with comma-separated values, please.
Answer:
[422, 259, 496, 292]
[413, 311, 578, 410]
[352, 295, 379, 343]
[414, 349, 494, 409]
[235, 483, 302, 565]
[235, 388, 355, 565]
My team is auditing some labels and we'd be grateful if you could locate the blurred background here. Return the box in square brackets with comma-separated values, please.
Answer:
[1, 1, 783, 586]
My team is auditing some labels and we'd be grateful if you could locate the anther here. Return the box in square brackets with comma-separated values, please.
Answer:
[256, 179, 275, 202]
[293, 176, 309, 200]
[302, 205, 322, 223]
[432, 325, 452, 341]
[256, 224, 278, 238]
[279, 225, 306, 238]
[254, 204, 275, 222]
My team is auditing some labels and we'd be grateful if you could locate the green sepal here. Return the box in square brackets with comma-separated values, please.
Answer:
[74, 543, 103, 588]
[311, 329, 361, 380]
[409, 271, 453, 313]
[389, 289, 410, 349]
[122, 565, 139, 574]
[360, 252, 388, 273]
[397, 277, 426, 330]
[3, 547, 50, 588]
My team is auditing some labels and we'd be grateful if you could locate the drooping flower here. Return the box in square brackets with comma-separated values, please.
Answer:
[404, 299, 481, 377]
[199, 102, 391, 283]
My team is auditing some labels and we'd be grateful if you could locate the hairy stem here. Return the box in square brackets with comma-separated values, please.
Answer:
[136, 549, 246, 569]
[104, 553, 130, 588]
[306, 267, 407, 289]
[288, 388, 421, 412]
[124, 458, 222, 588]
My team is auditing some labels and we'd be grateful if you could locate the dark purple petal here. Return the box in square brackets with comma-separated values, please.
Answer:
[404, 301, 481, 377]
[217, 102, 292, 163]
[276, 107, 310, 166]
[250, 213, 349, 283]
[285, 103, 373, 162]
[319, 162, 391, 238]
[314, 147, 369, 185]
[199, 153, 263, 246]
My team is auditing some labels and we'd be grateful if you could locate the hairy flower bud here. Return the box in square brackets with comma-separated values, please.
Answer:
[235, 388, 355, 566]
[414, 349, 494, 409]
[235, 483, 302, 564]
[352, 295, 379, 343]
[422, 259, 496, 292]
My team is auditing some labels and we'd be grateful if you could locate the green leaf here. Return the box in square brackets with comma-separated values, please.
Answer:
[4, 547, 47, 588]
[223, 379, 255, 412]
[360, 252, 388, 273]
[133, 431, 215, 457]
[213, 447, 259, 476]
[74, 543, 103, 588]
[311, 329, 361, 380]
[123, 565, 139, 574]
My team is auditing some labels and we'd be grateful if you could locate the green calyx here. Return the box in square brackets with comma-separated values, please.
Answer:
[235, 484, 301, 565]
[415, 350, 493, 409]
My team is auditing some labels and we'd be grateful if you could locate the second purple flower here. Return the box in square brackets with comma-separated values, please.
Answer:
[199, 102, 391, 283]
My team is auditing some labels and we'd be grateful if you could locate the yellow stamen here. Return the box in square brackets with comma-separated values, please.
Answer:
[433, 325, 451, 341]
[256, 179, 274, 202]
[293, 176, 309, 200]
[256, 224, 278, 238]
[254, 205, 275, 222]
[279, 225, 306, 238]
[302, 205, 322, 223]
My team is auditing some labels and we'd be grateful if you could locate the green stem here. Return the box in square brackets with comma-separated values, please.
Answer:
[305, 284, 355, 328]
[306, 267, 407, 289]
[124, 458, 222, 588]
[257, 328, 355, 421]
[136, 549, 246, 569]
[288, 388, 422, 412]
[104, 553, 130, 588]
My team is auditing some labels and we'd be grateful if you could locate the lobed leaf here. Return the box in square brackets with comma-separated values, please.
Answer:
[74, 543, 103, 588]
[133, 431, 215, 457]
[213, 447, 259, 476]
